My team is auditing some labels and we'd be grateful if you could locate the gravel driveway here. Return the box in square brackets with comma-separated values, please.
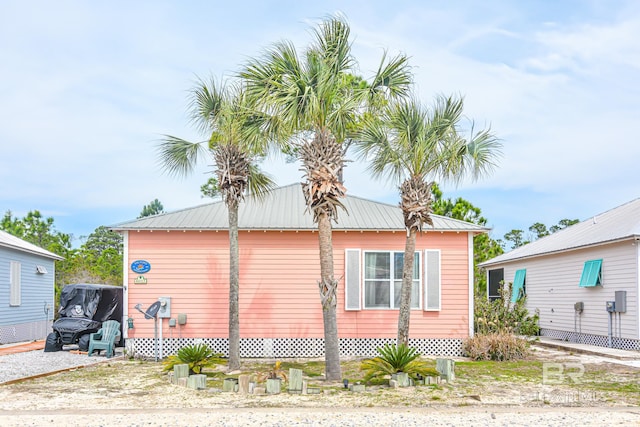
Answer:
[0, 346, 123, 384]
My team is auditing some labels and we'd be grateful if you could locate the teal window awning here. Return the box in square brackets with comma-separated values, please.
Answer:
[579, 259, 602, 287]
[510, 269, 526, 303]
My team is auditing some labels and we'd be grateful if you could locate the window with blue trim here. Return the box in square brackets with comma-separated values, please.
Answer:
[579, 259, 602, 287]
[510, 269, 526, 303]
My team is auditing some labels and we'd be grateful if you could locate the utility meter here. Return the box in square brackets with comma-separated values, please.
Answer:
[157, 297, 171, 318]
[606, 301, 616, 313]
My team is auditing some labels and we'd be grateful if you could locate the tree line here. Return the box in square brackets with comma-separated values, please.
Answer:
[1, 201, 165, 305]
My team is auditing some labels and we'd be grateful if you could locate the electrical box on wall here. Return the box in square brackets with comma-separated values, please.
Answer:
[177, 313, 187, 325]
[574, 302, 584, 313]
[157, 296, 171, 318]
[606, 301, 616, 313]
[615, 291, 627, 313]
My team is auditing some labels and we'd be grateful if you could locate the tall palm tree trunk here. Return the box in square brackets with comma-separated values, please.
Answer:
[398, 177, 433, 345]
[397, 228, 417, 346]
[317, 211, 341, 380]
[228, 201, 240, 370]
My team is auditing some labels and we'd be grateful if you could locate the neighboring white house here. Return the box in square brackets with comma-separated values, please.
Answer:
[479, 199, 640, 351]
[0, 230, 63, 344]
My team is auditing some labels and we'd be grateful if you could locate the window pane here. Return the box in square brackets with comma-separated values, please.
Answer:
[393, 280, 421, 309]
[488, 268, 504, 301]
[365, 252, 390, 280]
[411, 280, 420, 308]
[394, 253, 404, 280]
[365, 281, 390, 308]
[393, 280, 401, 306]
[394, 252, 420, 280]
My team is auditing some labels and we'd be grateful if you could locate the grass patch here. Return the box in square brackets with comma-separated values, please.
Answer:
[456, 359, 543, 383]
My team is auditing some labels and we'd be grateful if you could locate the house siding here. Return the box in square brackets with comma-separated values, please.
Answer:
[0, 246, 56, 344]
[495, 241, 638, 341]
[125, 230, 472, 346]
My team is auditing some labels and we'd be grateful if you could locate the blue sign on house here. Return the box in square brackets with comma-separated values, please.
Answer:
[131, 260, 151, 274]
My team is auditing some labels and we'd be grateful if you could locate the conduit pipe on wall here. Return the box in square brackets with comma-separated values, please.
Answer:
[159, 318, 163, 360]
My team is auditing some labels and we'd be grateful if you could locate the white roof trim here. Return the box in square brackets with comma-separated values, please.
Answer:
[0, 230, 64, 260]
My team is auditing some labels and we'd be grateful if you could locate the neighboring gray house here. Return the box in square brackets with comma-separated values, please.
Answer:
[0, 230, 63, 344]
[479, 199, 640, 351]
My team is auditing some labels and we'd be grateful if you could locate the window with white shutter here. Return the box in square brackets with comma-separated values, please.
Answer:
[345, 249, 361, 310]
[424, 250, 441, 311]
[10, 261, 21, 306]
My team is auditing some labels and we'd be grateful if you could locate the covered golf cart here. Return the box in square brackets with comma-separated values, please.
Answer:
[44, 283, 123, 352]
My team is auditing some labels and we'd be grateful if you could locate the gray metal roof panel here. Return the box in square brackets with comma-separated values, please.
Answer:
[480, 198, 640, 266]
[0, 230, 64, 260]
[111, 183, 488, 233]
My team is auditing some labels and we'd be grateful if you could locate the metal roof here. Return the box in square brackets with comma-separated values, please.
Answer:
[111, 183, 488, 233]
[480, 198, 640, 267]
[0, 230, 64, 260]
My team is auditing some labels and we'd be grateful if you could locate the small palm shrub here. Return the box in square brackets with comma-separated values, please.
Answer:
[162, 344, 224, 374]
[463, 332, 530, 361]
[361, 343, 438, 382]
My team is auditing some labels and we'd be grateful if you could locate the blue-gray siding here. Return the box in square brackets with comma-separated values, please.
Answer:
[0, 246, 56, 343]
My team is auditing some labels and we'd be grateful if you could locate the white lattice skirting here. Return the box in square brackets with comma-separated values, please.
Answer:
[0, 320, 52, 345]
[541, 328, 640, 351]
[125, 337, 463, 359]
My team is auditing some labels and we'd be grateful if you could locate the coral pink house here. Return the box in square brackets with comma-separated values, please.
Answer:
[112, 184, 486, 358]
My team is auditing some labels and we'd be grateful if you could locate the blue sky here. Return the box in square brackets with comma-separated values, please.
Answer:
[1, 1, 639, 247]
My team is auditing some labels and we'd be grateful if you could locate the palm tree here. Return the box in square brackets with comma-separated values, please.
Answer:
[356, 95, 502, 346]
[241, 15, 412, 380]
[157, 77, 274, 370]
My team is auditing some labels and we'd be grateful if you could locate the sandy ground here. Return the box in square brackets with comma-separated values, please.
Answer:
[0, 407, 639, 427]
[0, 345, 638, 426]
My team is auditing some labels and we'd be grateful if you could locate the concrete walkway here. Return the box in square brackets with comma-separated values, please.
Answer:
[534, 336, 640, 360]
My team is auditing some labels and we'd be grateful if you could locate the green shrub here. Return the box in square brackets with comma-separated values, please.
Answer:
[475, 281, 539, 336]
[463, 332, 530, 361]
[162, 344, 225, 374]
[361, 343, 438, 382]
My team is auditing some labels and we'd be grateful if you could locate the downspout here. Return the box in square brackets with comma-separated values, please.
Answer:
[159, 317, 163, 360]
[608, 310, 613, 348]
[468, 232, 474, 337]
[636, 238, 639, 342]
[122, 231, 129, 340]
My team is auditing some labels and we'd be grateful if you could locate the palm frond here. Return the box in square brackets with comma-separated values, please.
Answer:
[311, 14, 354, 75]
[246, 164, 276, 202]
[463, 123, 503, 180]
[356, 94, 501, 187]
[368, 51, 413, 102]
[188, 76, 226, 135]
[156, 136, 206, 177]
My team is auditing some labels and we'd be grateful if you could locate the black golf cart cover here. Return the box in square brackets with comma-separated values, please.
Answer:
[58, 283, 123, 321]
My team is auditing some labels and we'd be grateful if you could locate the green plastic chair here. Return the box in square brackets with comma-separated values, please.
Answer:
[88, 320, 121, 358]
